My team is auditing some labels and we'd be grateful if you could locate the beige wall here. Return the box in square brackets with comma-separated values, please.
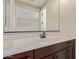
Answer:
[60, 0, 76, 33]
[4, 0, 76, 49]
[46, 0, 60, 30]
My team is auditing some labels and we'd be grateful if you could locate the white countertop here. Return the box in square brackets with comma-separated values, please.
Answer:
[4, 35, 75, 57]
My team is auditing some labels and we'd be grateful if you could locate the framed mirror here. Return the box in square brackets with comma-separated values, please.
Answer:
[4, 0, 60, 32]
[3, 0, 10, 31]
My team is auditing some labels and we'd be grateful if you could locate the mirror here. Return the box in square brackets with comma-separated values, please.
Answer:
[15, 0, 41, 31]
[3, 0, 10, 31]
[4, 0, 60, 32]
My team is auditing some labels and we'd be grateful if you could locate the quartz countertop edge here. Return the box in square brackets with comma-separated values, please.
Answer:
[4, 37, 75, 57]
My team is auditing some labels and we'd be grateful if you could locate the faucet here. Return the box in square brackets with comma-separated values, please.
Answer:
[40, 32, 47, 38]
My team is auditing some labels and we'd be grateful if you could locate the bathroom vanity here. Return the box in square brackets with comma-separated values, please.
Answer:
[3, 0, 76, 59]
[4, 39, 75, 59]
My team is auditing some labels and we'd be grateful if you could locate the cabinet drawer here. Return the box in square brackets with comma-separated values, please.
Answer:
[4, 51, 33, 59]
[42, 49, 66, 59]
[67, 39, 75, 47]
[35, 41, 67, 59]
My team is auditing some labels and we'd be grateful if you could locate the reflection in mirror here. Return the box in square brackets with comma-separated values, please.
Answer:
[16, 4, 40, 31]
[48, 0, 60, 31]
[3, 0, 10, 31]
[41, 7, 47, 31]
[4, 0, 60, 32]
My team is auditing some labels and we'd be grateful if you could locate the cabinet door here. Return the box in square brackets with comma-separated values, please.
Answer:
[42, 49, 66, 59]
[66, 46, 74, 59]
[67, 40, 75, 59]
[55, 49, 66, 59]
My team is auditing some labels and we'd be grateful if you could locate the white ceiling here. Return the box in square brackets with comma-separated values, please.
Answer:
[17, 0, 47, 8]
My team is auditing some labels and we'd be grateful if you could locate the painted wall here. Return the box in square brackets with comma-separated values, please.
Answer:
[60, 0, 76, 33]
[41, 0, 60, 31]
[46, 0, 60, 30]
[4, 0, 76, 49]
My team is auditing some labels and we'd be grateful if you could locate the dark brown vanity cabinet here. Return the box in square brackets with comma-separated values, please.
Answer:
[42, 49, 66, 59]
[34, 41, 67, 59]
[4, 39, 75, 59]
[66, 39, 75, 59]
[40, 41, 75, 59]
[4, 51, 34, 59]
[41, 53, 56, 59]
[66, 47, 73, 59]
[55, 49, 66, 59]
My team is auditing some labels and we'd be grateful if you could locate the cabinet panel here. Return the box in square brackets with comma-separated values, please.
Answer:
[4, 51, 33, 59]
[42, 54, 55, 59]
[13, 51, 33, 59]
[55, 49, 66, 59]
[4, 57, 14, 59]
[67, 40, 75, 47]
[73, 40, 75, 59]
[35, 42, 67, 59]
[42, 49, 66, 59]
[66, 47, 74, 59]
[67, 39, 75, 59]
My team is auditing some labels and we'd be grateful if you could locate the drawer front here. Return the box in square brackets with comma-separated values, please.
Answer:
[67, 39, 75, 47]
[4, 57, 14, 59]
[41, 54, 55, 59]
[42, 49, 66, 59]
[13, 51, 33, 59]
[35, 42, 67, 59]
[4, 51, 33, 59]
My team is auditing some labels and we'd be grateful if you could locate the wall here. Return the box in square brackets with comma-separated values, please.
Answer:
[60, 0, 76, 33]
[41, 0, 60, 31]
[46, 0, 60, 30]
[4, 0, 76, 49]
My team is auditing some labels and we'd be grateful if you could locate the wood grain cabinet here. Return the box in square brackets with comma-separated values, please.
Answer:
[42, 49, 66, 59]
[66, 39, 75, 59]
[4, 51, 33, 59]
[4, 39, 75, 59]
[55, 49, 66, 59]
[66, 47, 73, 59]
[41, 54, 55, 59]
[34, 41, 67, 59]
